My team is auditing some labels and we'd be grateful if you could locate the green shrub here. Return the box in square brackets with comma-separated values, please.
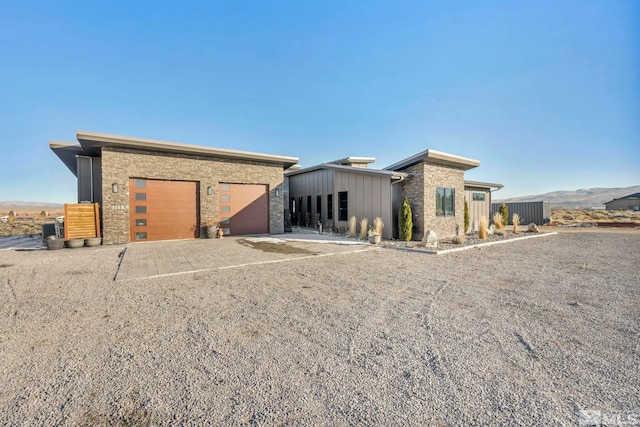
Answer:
[399, 198, 413, 241]
[500, 203, 509, 226]
[464, 200, 469, 234]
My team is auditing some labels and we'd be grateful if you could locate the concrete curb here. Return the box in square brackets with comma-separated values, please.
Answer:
[435, 231, 558, 255]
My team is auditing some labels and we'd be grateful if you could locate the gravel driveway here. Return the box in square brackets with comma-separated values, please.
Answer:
[1, 231, 638, 425]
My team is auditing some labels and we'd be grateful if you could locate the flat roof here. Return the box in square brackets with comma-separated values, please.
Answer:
[464, 180, 504, 189]
[74, 131, 298, 168]
[384, 149, 479, 171]
[286, 163, 408, 180]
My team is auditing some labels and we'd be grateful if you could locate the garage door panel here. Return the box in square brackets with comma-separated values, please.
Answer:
[219, 183, 268, 235]
[130, 179, 199, 241]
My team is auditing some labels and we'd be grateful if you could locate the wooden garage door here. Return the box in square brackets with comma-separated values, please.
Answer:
[219, 183, 268, 235]
[130, 179, 199, 242]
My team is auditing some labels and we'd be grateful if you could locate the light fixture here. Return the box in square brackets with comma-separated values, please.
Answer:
[207, 186, 213, 195]
[112, 182, 119, 193]
[275, 189, 280, 197]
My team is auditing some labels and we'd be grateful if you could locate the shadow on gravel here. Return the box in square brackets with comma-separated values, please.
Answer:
[237, 239, 319, 255]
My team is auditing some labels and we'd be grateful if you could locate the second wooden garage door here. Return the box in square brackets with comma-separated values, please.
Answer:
[129, 179, 199, 242]
[219, 183, 268, 235]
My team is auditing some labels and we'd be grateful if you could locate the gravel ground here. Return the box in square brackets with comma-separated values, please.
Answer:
[1, 231, 639, 425]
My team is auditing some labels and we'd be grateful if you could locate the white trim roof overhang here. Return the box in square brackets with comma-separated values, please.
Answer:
[384, 149, 479, 171]
[50, 131, 299, 175]
[286, 163, 408, 181]
[464, 180, 504, 189]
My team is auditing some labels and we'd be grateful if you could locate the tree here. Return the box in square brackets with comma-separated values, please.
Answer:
[399, 198, 413, 241]
[500, 203, 509, 226]
[464, 200, 469, 234]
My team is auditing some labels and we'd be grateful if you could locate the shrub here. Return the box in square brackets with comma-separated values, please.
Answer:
[500, 203, 509, 226]
[348, 216, 357, 238]
[399, 198, 413, 241]
[512, 213, 520, 234]
[464, 200, 469, 234]
[372, 217, 384, 236]
[479, 216, 488, 239]
[359, 218, 368, 240]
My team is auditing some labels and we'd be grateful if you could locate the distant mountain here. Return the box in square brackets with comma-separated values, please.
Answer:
[495, 185, 640, 208]
[0, 201, 64, 210]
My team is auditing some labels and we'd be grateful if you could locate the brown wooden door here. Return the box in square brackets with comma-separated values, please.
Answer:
[129, 179, 199, 242]
[219, 183, 268, 235]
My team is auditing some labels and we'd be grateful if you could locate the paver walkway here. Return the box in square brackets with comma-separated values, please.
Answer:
[115, 235, 371, 281]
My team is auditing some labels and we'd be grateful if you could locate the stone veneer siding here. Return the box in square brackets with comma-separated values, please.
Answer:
[401, 162, 465, 239]
[101, 147, 285, 244]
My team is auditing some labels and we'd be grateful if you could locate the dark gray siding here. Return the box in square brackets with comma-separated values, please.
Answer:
[491, 201, 550, 225]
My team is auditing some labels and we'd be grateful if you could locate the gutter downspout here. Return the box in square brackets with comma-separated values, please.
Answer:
[75, 155, 93, 202]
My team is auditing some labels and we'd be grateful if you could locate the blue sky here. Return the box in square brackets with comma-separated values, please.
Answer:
[1, 0, 638, 203]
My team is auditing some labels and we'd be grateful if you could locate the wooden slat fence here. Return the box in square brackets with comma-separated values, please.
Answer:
[64, 203, 101, 240]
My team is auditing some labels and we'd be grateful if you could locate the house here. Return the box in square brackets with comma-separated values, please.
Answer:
[50, 131, 298, 244]
[604, 193, 640, 211]
[288, 149, 501, 239]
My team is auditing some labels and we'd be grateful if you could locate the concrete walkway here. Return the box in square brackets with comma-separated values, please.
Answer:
[115, 234, 372, 281]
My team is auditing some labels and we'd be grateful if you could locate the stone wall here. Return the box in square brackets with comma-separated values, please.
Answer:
[101, 147, 285, 244]
[401, 162, 465, 239]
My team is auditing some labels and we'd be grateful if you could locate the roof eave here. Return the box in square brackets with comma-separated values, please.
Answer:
[76, 130, 299, 169]
[384, 149, 479, 171]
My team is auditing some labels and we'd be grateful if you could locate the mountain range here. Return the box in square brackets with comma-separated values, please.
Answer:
[495, 185, 640, 208]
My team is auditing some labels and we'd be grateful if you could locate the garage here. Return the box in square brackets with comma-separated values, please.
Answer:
[219, 183, 268, 235]
[129, 178, 199, 241]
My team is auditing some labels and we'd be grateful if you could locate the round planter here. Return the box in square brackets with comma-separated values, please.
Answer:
[369, 234, 381, 245]
[67, 238, 85, 249]
[46, 237, 64, 250]
[206, 226, 217, 239]
[85, 237, 102, 247]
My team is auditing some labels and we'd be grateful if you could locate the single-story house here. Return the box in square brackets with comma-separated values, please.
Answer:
[51, 131, 298, 244]
[288, 149, 503, 239]
[604, 193, 640, 211]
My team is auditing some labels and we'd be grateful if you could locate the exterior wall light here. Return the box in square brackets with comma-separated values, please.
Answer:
[207, 186, 213, 195]
[275, 189, 280, 197]
[112, 182, 119, 193]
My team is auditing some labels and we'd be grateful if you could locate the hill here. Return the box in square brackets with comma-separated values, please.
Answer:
[495, 185, 640, 208]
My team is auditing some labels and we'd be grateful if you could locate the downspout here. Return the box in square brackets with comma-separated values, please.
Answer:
[75, 155, 93, 202]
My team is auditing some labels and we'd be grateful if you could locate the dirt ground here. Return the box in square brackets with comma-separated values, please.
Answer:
[1, 230, 638, 425]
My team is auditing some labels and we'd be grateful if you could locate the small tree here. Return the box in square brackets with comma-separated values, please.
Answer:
[500, 203, 509, 226]
[399, 198, 413, 241]
[464, 200, 469, 234]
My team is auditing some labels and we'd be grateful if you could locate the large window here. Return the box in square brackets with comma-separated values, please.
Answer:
[436, 188, 455, 216]
[338, 191, 348, 221]
[327, 194, 333, 220]
[316, 195, 321, 220]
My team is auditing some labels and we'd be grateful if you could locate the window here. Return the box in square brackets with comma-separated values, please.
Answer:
[135, 219, 147, 227]
[135, 232, 147, 240]
[307, 196, 312, 215]
[135, 206, 146, 214]
[221, 195, 230, 202]
[436, 188, 455, 216]
[221, 217, 230, 225]
[472, 192, 485, 201]
[327, 194, 333, 220]
[134, 193, 146, 201]
[338, 191, 348, 221]
[133, 179, 146, 188]
[220, 183, 230, 191]
[316, 195, 321, 220]
[221, 206, 230, 213]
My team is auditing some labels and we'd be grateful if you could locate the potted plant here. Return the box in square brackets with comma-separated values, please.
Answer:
[368, 217, 384, 244]
[205, 219, 218, 238]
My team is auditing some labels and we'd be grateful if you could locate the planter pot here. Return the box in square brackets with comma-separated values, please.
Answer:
[85, 237, 102, 247]
[45, 237, 64, 250]
[369, 234, 381, 245]
[206, 226, 218, 239]
[67, 238, 85, 249]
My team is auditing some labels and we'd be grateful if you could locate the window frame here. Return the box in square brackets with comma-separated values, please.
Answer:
[338, 191, 348, 221]
[436, 187, 455, 217]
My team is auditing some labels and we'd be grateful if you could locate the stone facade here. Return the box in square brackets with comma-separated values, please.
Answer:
[401, 162, 464, 239]
[101, 147, 285, 244]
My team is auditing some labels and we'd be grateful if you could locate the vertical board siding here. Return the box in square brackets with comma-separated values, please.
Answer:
[491, 201, 550, 225]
